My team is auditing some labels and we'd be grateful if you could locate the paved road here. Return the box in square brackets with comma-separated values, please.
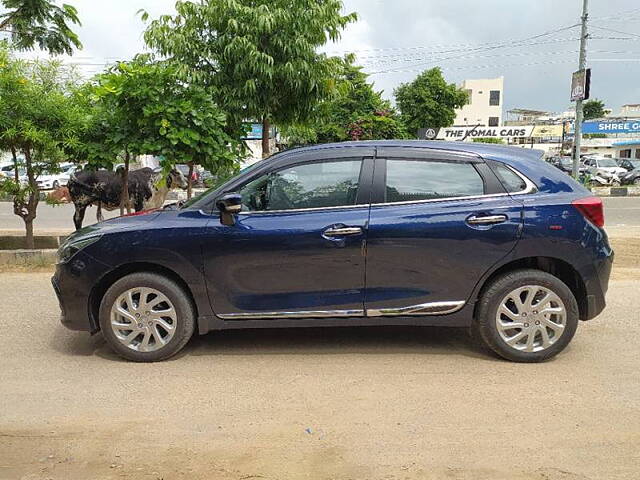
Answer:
[1, 196, 640, 233]
[1, 271, 639, 479]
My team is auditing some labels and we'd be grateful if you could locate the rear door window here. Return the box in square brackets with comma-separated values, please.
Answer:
[384, 159, 484, 202]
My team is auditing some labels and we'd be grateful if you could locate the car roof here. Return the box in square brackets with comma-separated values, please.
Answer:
[277, 140, 543, 164]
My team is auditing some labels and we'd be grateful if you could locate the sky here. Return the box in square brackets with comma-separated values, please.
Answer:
[5, 0, 640, 116]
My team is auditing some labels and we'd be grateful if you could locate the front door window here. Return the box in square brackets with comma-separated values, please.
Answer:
[239, 160, 362, 211]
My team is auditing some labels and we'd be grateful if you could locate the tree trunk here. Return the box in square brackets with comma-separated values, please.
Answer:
[120, 150, 131, 215]
[24, 218, 34, 249]
[22, 148, 38, 249]
[11, 147, 18, 182]
[187, 162, 194, 200]
[261, 116, 271, 158]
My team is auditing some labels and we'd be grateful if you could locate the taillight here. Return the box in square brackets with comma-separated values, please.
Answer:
[572, 197, 604, 228]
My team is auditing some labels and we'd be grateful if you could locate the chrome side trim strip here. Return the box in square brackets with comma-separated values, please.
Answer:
[217, 301, 465, 320]
[237, 203, 370, 215]
[217, 309, 365, 320]
[367, 301, 465, 317]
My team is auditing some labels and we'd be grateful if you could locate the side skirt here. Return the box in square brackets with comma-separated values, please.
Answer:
[197, 302, 474, 334]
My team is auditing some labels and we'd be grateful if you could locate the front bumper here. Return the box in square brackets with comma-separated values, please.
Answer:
[52, 251, 111, 332]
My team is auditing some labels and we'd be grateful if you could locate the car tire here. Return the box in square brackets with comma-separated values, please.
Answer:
[634, 177, 640, 186]
[99, 272, 195, 362]
[471, 269, 579, 363]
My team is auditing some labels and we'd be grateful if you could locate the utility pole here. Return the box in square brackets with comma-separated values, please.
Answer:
[572, 0, 589, 178]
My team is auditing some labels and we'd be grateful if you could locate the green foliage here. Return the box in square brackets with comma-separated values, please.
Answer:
[583, 99, 606, 120]
[281, 56, 407, 146]
[394, 67, 468, 135]
[143, 0, 357, 153]
[472, 137, 504, 144]
[0, 43, 84, 246]
[76, 56, 245, 179]
[0, 0, 81, 55]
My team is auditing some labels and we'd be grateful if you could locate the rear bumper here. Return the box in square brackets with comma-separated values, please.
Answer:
[581, 248, 613, 321]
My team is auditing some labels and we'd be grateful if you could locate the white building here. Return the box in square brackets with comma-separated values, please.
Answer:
[453, 77, 504, 127]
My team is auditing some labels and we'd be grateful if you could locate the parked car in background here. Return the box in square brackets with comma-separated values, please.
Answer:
[175, 164, 200, 185]
[616, 158, 640, 172]
[583, 156, 627, 179]
[618, 159, 640, 185]
[54, 141, 613, 364]
[548, 156, 587, 175]
[35, 163, 80, 190]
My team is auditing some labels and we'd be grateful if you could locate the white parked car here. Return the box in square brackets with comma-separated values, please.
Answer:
[582, 156, 627, 178]
[35, 164, 79, 190]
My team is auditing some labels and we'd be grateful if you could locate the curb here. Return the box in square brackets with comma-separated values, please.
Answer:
[590, 186, 640, 196]
[0, 249, 57, 266]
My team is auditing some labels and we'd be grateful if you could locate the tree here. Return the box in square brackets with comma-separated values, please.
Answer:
[282, 56, 407, 146]
[80, 56, 245, 204]
[394, 67, 468, 136]
[0, 0, 81, 55]
[473, 137, 504, 144]
[143, 0, 357, 157]
[0, 44, 83, 247]
[583, 99, 606, 120]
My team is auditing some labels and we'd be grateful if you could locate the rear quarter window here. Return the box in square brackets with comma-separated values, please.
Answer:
[492, 163, 527, 193]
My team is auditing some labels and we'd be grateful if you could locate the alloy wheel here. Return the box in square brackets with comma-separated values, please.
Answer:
[110, 287, 177, 352]
[495, 285, 567, 353]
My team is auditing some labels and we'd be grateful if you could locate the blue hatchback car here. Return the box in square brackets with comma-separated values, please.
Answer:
[53, 141, 613, 362]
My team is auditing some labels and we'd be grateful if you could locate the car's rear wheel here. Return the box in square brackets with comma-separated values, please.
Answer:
[472, 269, 579, 362]
[99, 272, 195, 362]
[633, 177, 640, 185]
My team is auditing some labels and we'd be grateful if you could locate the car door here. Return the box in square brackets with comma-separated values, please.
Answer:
[364, 147, 525, 316]
[202, 152, 374, 319]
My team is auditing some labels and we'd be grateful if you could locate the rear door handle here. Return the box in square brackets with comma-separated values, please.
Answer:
[467, 214, 508, 225]
[323, 226, 363, 237]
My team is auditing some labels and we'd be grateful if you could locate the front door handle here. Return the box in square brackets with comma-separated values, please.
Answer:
[467, 214, 508, 225]
[323, 226, 363, 237]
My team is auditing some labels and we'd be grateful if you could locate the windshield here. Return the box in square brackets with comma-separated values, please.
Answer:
[559, 158, 572, 166]
[598, 158, 618, 167]
[627, 160, 640, 169]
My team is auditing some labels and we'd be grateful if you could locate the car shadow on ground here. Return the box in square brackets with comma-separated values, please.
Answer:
[51, 324, 498, 362]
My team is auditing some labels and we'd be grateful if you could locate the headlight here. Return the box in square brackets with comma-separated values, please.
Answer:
[57, 236, 102, 264]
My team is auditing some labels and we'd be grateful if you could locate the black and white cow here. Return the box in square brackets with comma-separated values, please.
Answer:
[68, 167, 188, 230]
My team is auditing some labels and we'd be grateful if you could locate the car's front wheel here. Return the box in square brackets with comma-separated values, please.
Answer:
[472, 269, 579, 362]
[99, 272, 195, 362]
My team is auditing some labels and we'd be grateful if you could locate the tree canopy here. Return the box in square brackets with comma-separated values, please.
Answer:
[0, 43, 83, 246]
[394, 67, 468, 135]
[143, 0, 356, 156]
[282, 55, 407, 146]
[77, 56, 245, 201]
[583, 99, 606, 120]
[0, 0, 81, 55]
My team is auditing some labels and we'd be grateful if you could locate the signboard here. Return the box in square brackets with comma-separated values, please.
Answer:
[531, 125, 564, 137]
[570, 68, 591, 102]
[582, 120, 640, 135]
[420, 126, 534, 141]
[243, 123, 264, 140]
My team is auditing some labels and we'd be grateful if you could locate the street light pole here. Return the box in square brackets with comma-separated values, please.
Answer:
[572, 0, 589, 178]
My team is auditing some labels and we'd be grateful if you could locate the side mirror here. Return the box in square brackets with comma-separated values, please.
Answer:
[216, 193, 242, 226]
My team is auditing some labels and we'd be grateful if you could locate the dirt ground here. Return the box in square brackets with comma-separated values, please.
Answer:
[1, 231, 639, 480]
